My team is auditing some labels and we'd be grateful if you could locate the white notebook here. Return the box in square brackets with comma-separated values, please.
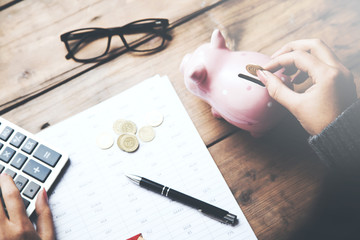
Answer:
[37, 75, 257, 240]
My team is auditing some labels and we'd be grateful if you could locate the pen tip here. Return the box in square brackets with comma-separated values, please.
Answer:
[125, 174, 141, 184]
[125, 173, 135, 179]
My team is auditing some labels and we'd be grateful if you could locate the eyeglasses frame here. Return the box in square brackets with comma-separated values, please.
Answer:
[60, 18, 170, 63]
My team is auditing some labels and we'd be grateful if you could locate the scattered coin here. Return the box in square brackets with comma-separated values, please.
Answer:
[145, 110, 164, 127]
[116, 134, 128, 151]
[103, 114, 164, 153]
[113, 119, 137, 135]
[246, 64, 264, 77]
[117, 133, 139, 153]
[138, 125, 155, 142]
[96, 132, 114, 150]
[113, 119, 126, 135]
[121, 120, 137, 134]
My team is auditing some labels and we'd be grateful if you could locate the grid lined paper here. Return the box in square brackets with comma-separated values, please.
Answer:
[37, 75, 257, 240]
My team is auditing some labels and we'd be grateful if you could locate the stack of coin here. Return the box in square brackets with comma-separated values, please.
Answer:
[96, 110, 164, 153]
[112, 119, 139, 153]
[113, 119, 137, 135]
[117, 133, 139, 153]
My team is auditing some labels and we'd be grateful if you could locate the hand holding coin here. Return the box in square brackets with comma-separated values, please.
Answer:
[256, 39, 357, 135]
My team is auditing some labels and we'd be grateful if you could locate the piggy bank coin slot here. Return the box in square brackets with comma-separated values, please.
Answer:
[238, 73, 265, 87]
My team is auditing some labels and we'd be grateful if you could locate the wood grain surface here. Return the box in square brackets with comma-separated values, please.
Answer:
[1, 0, 359, 239]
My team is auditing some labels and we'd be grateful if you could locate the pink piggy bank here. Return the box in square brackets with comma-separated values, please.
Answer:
[180, 29, 291, 137]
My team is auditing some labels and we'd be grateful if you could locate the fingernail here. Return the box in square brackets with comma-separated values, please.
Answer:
[256, 70, 267, 85]
[43, 188, 48, 203]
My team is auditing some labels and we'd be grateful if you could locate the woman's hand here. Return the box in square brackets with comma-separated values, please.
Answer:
[0, 173, 55, 240]
[257, 39, 357, 135]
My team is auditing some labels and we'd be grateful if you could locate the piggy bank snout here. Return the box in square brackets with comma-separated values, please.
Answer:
[180, 52, 208, 85]
[187, 64, 207, 85]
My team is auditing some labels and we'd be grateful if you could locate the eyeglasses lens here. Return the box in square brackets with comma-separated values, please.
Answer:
[67, 29, 109, 60]
[122, 20, 166, 52]
[123, 33, 164, 51]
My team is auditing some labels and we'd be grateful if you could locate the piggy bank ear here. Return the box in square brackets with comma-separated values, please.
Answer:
[211, 29, 227, 49]
[188, 64, 207, 84]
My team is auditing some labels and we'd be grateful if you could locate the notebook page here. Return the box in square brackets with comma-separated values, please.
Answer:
[37, 75, 257, 240]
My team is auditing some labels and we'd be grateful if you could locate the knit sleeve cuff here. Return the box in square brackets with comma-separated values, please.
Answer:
[308, 99, 360, 170]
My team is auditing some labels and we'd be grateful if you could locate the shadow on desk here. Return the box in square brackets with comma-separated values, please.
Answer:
[260, 112, 360, 239]
[289, 169, 360, 240]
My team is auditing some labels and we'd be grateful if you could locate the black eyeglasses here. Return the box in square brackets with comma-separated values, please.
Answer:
[60, 18, 170, 63]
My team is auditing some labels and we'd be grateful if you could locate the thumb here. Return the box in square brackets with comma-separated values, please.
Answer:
[257, 70, 300, 112]
[35, 188, 55, 240]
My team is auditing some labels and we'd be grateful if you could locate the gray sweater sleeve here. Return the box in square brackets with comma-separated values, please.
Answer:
[308, 99, 360, 170]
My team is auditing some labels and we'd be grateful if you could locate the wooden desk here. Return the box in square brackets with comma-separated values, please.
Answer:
[1, 0, 359, 239]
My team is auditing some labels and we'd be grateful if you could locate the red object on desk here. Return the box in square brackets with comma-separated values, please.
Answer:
[127, 233, 144, 240]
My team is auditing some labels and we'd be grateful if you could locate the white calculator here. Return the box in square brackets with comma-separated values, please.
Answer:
[0, 117, 69, 217]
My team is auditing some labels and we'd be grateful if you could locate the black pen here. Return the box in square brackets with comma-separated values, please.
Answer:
[125, 174, 238, 225]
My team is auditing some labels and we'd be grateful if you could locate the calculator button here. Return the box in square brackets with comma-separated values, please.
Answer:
[0, 142, 3, 150]
[21, 138, 38, 154]
[22, 198, 30, 209]
[0, 164, 4, 173]
[0, 146, 16, 163]
[4, 168, 17, 178]
[10, 132, 26, 148]
[33, 145, 61, 167]
[23, 181, 41, 199]
[14, 175, 29, 192]
[23, 159, 51, 183]
[10, 153, 28, 169]
[0, 126, 14, 141]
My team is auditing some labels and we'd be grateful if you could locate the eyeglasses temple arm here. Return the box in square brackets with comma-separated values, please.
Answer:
[65, 31, 108, 40]
[110, 21, 168, 35]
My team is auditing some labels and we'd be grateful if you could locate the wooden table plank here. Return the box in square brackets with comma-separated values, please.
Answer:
[210, 0, 360, 93]
[0, 0, 224, 113]
[2, 0, 359, 114]
[210, 125, 326, 239]
[1, 0, 238, 146]
[1, 0, 360, 239]
[3, 0, 359, 136]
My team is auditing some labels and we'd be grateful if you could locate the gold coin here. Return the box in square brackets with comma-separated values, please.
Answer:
[117, 134, 139, 152]
[96, 132, 114, 150]
[113, 119, 126, 135]
[113, 119, 137, 135]
[145, 110, 164, 127]
[246, 64, 264, 77]
[121, 120, 137, 134]
[138, 125, 155, 142]
[116, 134, 126, 151]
